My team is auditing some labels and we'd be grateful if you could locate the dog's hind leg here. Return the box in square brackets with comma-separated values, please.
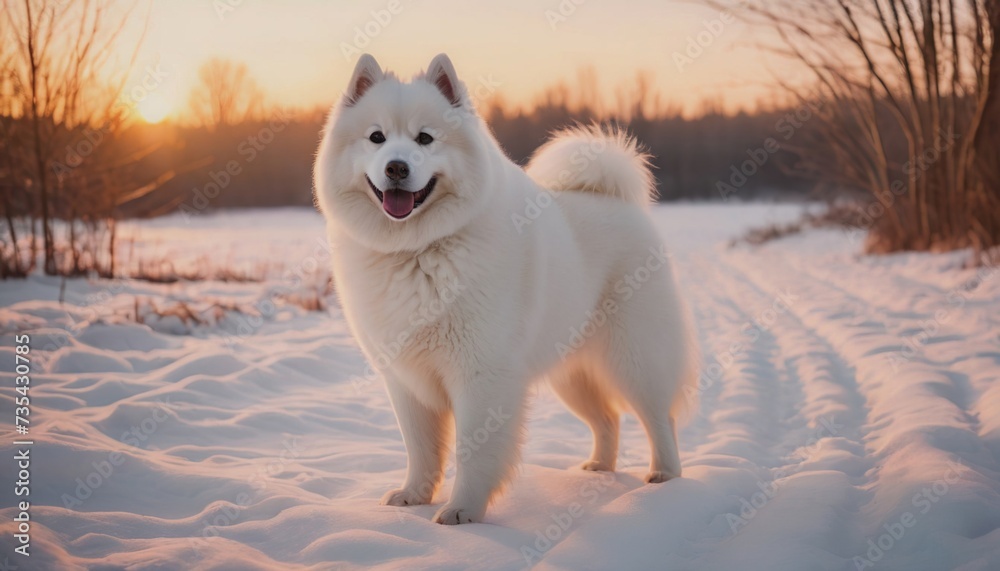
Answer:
[380, 378, 451, 507]
[602, 314, 686, 484]
[550, 363, 620, 472]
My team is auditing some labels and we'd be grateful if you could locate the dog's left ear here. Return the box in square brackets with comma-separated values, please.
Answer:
[426, 54, 462, 107]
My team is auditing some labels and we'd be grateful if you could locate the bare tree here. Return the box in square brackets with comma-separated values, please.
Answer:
[1, 0, 185, 278]
[709, 0, 1000, 261]
[1, 0, 141, 274]
[973, 2, 1000, 205]
[0, 9, 30, 276]
[188, 58, 264, 129]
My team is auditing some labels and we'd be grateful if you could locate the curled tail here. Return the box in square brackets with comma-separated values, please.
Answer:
[525, 124, 656, 206]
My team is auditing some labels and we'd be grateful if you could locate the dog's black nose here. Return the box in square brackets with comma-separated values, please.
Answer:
[385, 160, 409, 181]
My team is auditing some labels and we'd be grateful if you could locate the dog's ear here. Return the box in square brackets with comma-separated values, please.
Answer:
[344, 54, 383, 106]
[426, 53, 462, 107]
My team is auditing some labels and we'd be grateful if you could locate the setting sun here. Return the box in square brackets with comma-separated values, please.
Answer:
[136, 92, 172, 123]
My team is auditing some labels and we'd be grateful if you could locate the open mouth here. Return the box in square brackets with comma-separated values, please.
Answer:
[366, 175, 438, 220]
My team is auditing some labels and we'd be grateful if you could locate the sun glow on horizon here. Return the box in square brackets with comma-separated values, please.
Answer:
[102, 0, 773, 123]
[136, 92, 173, 123]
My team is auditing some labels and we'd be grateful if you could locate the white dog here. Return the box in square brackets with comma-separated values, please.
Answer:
[314, 54, 696, 524]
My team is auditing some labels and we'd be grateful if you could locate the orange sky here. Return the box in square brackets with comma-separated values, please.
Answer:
[112, 0, 781, 122]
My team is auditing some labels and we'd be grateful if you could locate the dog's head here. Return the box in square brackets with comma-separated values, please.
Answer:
[315, 54, 495, 253]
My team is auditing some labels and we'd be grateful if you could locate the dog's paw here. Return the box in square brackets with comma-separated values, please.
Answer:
[433, 504, 482, 525]
[644, 470, 679, 484]
[579, 460, 615, 472]
[380, 488, 430, 507]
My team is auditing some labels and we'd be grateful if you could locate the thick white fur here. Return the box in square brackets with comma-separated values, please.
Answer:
[315, 54, 697, 525]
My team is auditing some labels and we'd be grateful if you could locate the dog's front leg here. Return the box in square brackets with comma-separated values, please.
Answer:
[433, 374, 526, 524]
[380, 378, 450, 507]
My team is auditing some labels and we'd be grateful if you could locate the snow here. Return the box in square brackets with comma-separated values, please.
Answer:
[2, 204, 999, 570]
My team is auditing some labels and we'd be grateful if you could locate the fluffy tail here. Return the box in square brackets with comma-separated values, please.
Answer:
[525, 124, 656, 205]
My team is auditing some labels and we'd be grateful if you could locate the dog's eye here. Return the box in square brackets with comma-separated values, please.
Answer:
[369, 131, 386, 144]
[416, 132, 434, 146]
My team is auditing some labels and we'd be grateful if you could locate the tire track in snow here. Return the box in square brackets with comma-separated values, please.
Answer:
[789, 257, 1000, 457]
[717, 251, 872, 454]
[650, 250, 874, 570]
[700, 253, 871, 461]
[757, 249, 999, 471]
[680, 256, 788, 461]
[790, 260, 994, 454]
[725, 246, 1000, 569]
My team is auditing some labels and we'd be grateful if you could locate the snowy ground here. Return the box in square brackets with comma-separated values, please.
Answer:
[2, 204, 999, 570]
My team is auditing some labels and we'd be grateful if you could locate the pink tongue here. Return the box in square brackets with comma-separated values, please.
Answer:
[382, 189, 415, 218]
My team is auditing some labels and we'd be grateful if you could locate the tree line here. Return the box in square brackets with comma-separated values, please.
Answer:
[2, 0, 998, 280]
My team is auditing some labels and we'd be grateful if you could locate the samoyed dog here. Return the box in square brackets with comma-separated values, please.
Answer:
[314, 54, 696, 524]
